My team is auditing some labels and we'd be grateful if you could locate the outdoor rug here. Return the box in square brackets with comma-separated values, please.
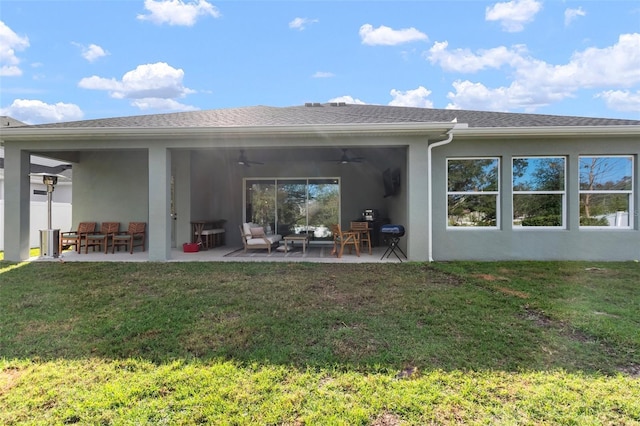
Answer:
[224, 245, 336, 259]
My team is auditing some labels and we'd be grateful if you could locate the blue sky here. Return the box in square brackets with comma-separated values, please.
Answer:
[1, 0, 639, 124]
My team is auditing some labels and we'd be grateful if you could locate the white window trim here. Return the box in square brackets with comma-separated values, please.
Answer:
[512, 156, 567, 230]
[446, 157, 500, 230]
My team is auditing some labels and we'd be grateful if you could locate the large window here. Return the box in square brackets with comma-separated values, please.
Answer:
[245, 178, 339, 240]
[513, 157, 566, 228]
[447, 158, 499, 227]
[579, 156, 633, 228]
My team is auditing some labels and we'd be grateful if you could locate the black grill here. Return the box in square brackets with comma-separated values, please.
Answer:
[380, 225, 405, 237]
[380, 224, 406, 261]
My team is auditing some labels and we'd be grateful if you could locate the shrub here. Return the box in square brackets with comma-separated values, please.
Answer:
[521, 215, 562, 226]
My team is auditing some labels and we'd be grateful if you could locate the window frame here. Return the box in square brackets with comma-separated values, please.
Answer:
[512, 156, 567, 230]
[578, 155, 634, 229]
[446, 157, 500, 229]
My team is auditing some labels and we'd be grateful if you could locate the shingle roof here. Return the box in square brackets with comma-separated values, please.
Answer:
[1, 116, 28, 127]
[14, 104, 640, 129]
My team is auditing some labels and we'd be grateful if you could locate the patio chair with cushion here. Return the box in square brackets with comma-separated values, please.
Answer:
[239, 222, 282, 253]
[330, 224, 360, 258]
[85, 222, 120, 254]
[59, 222, 96, 254]
[112, 222, 146, 254]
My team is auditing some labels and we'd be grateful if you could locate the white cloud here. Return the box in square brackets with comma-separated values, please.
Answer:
[388, 86, 434, 108]
[328, 95, 366, 105]
[431, 33, 640, 112]
[445, 80, 562, 112]
[564, 7, 586, 27]
[289, 17, 318, 31]
[78, 62, 196, 111]
[0, 21, 30, 77]
[359, 24, 427, 46]
[515, 33, 640, 89]
[485, 0, 542, 32]
[83, 44, 109, 62]
[312, 71, 334, 78]
[428, 41, 527, 73]
[73, 43, 109, 62]
[131, 98, 199, 111]
[137, 0, 220, 26]
[596, 90, 640, 113]
[0, 99, 83, 124]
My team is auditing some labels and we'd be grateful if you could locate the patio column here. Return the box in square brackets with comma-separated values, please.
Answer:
[3, 146, 31, 261]
[406, 141, 430, 261]
[148, 146, 172, 261]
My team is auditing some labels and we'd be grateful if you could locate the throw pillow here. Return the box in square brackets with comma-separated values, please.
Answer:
[250, 227, 265, 237]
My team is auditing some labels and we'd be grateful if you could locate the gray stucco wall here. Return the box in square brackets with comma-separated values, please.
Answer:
[431, 136, 640, 261]
[72, 150, 149, 234]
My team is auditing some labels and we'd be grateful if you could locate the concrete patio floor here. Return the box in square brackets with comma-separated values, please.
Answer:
[32, 244, 407, 263]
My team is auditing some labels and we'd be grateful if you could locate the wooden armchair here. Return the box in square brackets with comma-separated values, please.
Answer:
[59, 222, 96, 254]
[330, 224, 360, 258]
[85, 222, 120, 254]
[112, 222, 146, 254]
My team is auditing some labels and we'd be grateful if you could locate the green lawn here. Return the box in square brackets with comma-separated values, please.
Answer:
[1, 260, 639, 425]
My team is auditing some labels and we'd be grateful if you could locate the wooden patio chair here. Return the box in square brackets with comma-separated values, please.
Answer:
[59, 222, 96, 254]
[350, 221, 372, 255]
[112, 222, 146, 254]
[85, 222, 120, 254]
[330, 224, 360, 258]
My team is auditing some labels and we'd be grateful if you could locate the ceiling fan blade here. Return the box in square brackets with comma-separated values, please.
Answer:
[237, 149, 263, 166]
[337, 149, 365, 164]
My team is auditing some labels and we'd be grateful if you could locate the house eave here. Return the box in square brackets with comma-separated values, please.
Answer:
[452, 125, 640, 138]
[0, 122, 457, 142]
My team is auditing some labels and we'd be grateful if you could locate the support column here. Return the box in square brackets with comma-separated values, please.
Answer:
[148, 146, 172, 261]
[4, 146, 31, 261]
[406, 142, 430, 261]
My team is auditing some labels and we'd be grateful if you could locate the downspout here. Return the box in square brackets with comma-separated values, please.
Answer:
[427, 129, 455, 262]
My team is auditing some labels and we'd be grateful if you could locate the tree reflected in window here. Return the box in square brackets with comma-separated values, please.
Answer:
[447, 158, 499, 227]
[512, 157, 565, 228]
[579, 156, 633, 227]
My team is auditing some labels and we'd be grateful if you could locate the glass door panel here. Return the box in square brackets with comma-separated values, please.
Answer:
[245, 180, 276, 232]
[277, 179, 307, 236]
[308, 179, 339, 240]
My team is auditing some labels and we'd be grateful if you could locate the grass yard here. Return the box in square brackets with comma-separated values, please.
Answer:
[0, 260, 639, 425]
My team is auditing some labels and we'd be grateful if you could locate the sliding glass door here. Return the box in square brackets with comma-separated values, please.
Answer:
[245, 178, 339, 240]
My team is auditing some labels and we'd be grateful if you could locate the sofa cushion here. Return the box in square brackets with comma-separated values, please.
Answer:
[245, 234, 282, 245]
[265, 234, 282, 243]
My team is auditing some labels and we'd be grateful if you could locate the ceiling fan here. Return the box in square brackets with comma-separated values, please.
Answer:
[236, 149, 263, 167]
[335, 148, 365, 164]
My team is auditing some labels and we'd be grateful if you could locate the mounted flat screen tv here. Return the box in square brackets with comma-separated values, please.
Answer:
[383, 168, 400, 198]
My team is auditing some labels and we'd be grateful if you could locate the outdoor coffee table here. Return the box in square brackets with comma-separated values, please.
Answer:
[283, 234, 310, 254]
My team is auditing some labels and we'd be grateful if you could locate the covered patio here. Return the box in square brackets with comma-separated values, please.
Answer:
[3, 105, 456, 263]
